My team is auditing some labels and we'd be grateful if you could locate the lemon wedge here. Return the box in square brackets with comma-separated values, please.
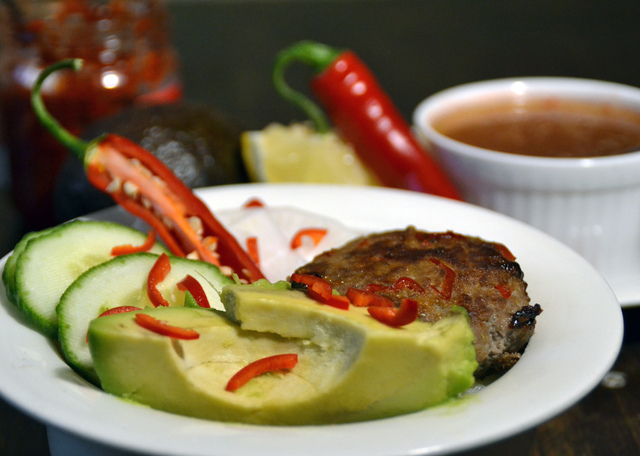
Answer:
[241, 123, 378, 185]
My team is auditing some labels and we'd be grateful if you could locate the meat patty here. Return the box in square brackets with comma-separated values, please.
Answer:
[294, 227, 542, 376]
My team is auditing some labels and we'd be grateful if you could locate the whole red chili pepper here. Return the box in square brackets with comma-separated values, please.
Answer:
[31, 59, 264, 283]
[272, 41, 461, 200]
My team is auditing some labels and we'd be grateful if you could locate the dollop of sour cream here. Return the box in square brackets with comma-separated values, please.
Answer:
[217, 205, 360, 282]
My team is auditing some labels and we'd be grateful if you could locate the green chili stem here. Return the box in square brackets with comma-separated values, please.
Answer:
[272, 41, 342, 134]
[30, 58, 90, 160]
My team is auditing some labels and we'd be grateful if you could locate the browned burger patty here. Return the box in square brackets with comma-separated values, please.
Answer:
[294, 227, 542, 376]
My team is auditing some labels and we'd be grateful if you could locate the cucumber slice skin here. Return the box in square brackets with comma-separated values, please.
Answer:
[2, 228, 55, 307]
[57, 252, 233, 385]
[12, 220, 170, 339]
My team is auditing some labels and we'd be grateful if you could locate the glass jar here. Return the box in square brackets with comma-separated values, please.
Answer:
[0, 0, 181, 231]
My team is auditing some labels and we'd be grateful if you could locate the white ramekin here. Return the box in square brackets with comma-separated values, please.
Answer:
[413, 77, 640, 304]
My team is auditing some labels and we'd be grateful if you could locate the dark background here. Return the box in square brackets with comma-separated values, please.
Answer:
[1, 1, 640, 454]
[168, 0, 640, 131]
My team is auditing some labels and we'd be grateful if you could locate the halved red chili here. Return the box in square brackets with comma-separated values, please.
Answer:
[147, 253, 171, 307]
[177, 275, 211, 308]
[134, 313, 200, 340]
[226, 353, 298, 392]
[32, 60, 264, 284]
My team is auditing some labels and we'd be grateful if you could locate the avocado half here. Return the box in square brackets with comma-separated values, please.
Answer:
[53, 102, 247, 222]
[88, 284, 477, 426]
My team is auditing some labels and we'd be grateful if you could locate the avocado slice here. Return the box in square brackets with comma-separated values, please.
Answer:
[89, 285, 477, 425]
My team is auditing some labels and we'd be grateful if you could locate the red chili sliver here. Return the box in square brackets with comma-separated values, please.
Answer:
[290, 228, 328, 250]
[367, 298, 419, 327]
[147, 253, 171, 307]
[226, 353, 298, 392]
[363, 277, 425, 295]
[177, 275, 211, 308]
[111, 230, 157, 256]
[291, 273, 332, 301]
[87, 306, 141, 342]
[429, 259, 456, 300]
[98, 306, 141, 317]
[246, 236, 260, 267]
[325, 294, 350, 310]
[495, 284, 512, 299]
[291, 273, 348, 309]
[243, 198, 265, 208]
[393, 277, 425, 294]
[493, 242, 516, 261]
[134, 312, 199, 340]
[346, 287, 394, 308]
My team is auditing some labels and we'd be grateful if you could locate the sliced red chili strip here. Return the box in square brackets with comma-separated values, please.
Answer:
[134, 313, 199, 340]
[307, 278, 333, 303]
[494, 243, 516, 261]
[87, 306, 141, 342]
[246, 236, 260, 267]
[363, 277, 425, 295]
[346, 287, 394, 308]
[291, 273, 349, 310]
[429, 259, 456, 300]
[393, 277, 425, 294]
[177, 275, 211, 308]
[495, 284, 512, 299]
[367, 298, 419, 327]
[325, 294, 350, 310]
[226, 353, 298, 392]
[98, 306, 141, 317]
[290, 228, 328, 250]
[243, 198, 265, 208]
[362, 283, 389, 293]
[147, 253, 171, 307]
[111, 230, 157, 256]
[291, 273, 331, 287]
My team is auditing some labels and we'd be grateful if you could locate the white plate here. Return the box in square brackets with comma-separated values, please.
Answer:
[0, 184, 624, 456]
[608, 271, 640, 308]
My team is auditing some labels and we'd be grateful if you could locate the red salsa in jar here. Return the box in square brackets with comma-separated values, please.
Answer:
[0, 0, 181, 230]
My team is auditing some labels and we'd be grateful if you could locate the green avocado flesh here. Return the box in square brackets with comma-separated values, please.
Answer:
[89, 285, 477, 425]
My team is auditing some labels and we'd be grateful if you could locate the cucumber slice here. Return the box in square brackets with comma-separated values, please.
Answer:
[57, 252, 233, 384]
[12, 220, 169, 339]
[2, 227, 55, 307]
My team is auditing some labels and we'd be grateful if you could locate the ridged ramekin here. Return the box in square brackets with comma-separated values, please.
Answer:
[413, 77, 640, 304]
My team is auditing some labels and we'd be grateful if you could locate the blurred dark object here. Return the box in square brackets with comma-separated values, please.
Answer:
[53, 102, 247, 223]
[0, 0, 181, 232]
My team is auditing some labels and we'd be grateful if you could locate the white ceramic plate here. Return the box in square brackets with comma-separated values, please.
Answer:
[0, 184, 624, 456]
[608, 271, 640, 308]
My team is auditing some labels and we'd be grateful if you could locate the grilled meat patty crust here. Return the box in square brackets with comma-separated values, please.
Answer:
[294, 227, 542, 376]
